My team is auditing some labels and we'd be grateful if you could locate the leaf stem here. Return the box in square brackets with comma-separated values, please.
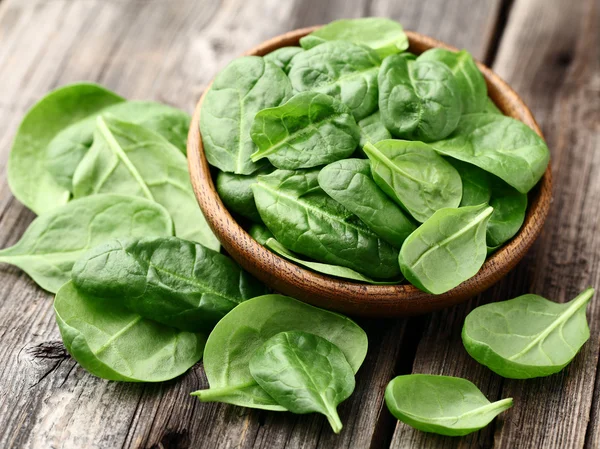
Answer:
[325, 407, 343, 434]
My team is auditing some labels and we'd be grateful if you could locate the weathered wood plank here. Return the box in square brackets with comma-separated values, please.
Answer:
[390, 0, 600, 448]
[0, 0, 501, 448]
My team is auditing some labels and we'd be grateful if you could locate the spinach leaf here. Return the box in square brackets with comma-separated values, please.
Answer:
[265, 238, 401, 285]
[484, 97, 504, 115]
[487, 178, 528, 248]
[357, 111, 392, 149]
[72, 116, 218, 250]
[299, 18, 409, 58]
[0, 194, 173, 293]
[264, 46, 303, 72]
[378, 55, 462, 141]
[318, 158, 415, 247]
[47, 101, 191, 190]
[200, 56, 292, 174]
[447, 159, 492, 207]
[385, 374, 513, 436]
[363, 141, 462, 223]
[250, 92, 360, 169]
[399, 204, 493, 294]
[248, 223, 274, 245]
[288, 41, 381, 120]
[191, 294, 367, 410]
[462, 288, 594, 379]
[54, 281, 205, 382]
[249, 331, 355, 433]
[431, 113, 550, 193]
[72, 237, 266, 332]
[252, 169, 400, 279]
[217, 166, 272, 222]
[418, 49, 487, 113]
[7, 83, 124, 214]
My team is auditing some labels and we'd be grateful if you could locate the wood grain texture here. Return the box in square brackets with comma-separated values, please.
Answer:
[389, 0, 600, 448]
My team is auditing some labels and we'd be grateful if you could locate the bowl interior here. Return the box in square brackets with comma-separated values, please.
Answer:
[187, 27, 552, 317]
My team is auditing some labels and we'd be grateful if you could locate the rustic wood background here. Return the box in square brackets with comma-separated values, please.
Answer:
[0, 0, 598, 448]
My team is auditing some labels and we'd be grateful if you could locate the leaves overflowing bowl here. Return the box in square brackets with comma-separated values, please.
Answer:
[188, 23, 552, 317]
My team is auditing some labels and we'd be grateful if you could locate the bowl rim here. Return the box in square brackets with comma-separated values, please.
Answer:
[187, 26, 552, 317]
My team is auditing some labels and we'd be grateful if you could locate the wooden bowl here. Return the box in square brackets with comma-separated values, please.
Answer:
[188, 27, 552, 317]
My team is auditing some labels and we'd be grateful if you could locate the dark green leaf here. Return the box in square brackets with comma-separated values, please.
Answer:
[72, 237, 266, 332]
[217, 166, 272, 222]
[248, 223, 274, 245]
[250, 331, 355, 433]
[487, 178, 528, 248]
[447, 158, 492, 207]
[357, 111, 392, 149]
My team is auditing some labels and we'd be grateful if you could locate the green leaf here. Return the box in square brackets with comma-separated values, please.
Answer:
[250, 331, 355, 433]
[385, 374, 513, 436]
[46, 101, 190, 190]
[357, 111, 392, 149]
[72, 116, 218, 250]
[462, 288, 594, 379]
[7, 83, 124, 214]
[71, 237, 266, 332]
[378, 55, 462, 141]
[399, 204, 493, 294]
[288, 41, 381, 120]
[264, 46, 303, 73]
[200, 56, 292, 174]
[299, 18, 409, 58]
[191, 294, 368, 410]
[418, 49, 487, 114]
[0, 194, 173, 293]
[318, 158, 415, 247]
[252, 169, 400, 279]
[250, 92, 360, 169]
[248, 223, 274, 245]
[363, 141, 462, 223]
[265, 238, 401, 284]
[487, 177, 528, 248]
[431, 113, 550, 193]
[217, 166, 272, 222]
[484, 98, 504, 115]
[54, 281, 205, 382]
[447, 158, 492, 207]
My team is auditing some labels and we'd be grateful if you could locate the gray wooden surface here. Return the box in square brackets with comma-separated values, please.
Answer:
[0, 0, 598, 448]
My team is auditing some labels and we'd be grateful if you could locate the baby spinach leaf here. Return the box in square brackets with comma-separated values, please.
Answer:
[191, 294, 367, 410]
[484, 98, 504, 115]
[264, 46, 303, 72]
[447, 159, 492, 207]
[7, 83, 124, 214]
[249, 331, 355, 433]
[248, 223, 274, 245]
[318, 158, 415, 247]
[288, 41, 381, 120]
[252, 169, 400, 279]
[385, 374, 513, 436]
[363, 141, 462, 223]
[357, 111, 392, 149]
[265, 238, 401, 285]
[431, 113, 550, 193]
[299, 18, 409, 58]
[0, 194, 173, 293]
[250, 92, 360, 169]
[54, 281, 205, 382]
[399, 204, 493, 294]
[72, 237, 266, 332]
[462, 288, 594, 379]
[47, 101, 191, 190]
[418, 49, 487, 114]
[200, 56, 292, 174]
[486, 178, 528, 248]
[217, 166, 272, 222]
[72, 116, 218, 250]
[378, 55, 462, 141]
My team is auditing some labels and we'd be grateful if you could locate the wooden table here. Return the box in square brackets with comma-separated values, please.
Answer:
[0, 0, 598, 447]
